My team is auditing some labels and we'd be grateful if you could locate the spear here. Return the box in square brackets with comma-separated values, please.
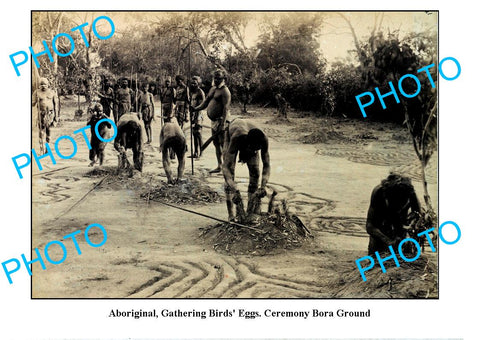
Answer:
[188, 28, 194, 175]
[130, 65, 133, 112]
[135, 72, 138, 113]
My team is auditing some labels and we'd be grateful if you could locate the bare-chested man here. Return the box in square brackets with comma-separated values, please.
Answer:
[223, 120, 270, 221]
[366, 173, 421, 255]
[175, 75, 190, 128]
[193, 69, 231, 173]
[116, 78, 133, 119]
[32, 78, 58, 152]
[138, 83, 155, 144]
[98, 80, 114, 118]
[114, 114, 144, 172]
[159, 120, 186, 184]
[160, 77, 176, 123]
[189, 76, 205, 159]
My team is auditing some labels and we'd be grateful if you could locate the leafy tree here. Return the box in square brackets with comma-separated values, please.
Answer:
[32, 12, 66, 89]
[328, 62, 364, 117]
[226, 51, 261, 113]
[358, 29, 438, 213]
[257, 13, 325, 75]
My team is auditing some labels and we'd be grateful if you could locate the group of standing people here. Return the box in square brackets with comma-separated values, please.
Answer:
[96, 74, 207, 159]
[97, 78, 155, 144]
[159, 75, 206, 160]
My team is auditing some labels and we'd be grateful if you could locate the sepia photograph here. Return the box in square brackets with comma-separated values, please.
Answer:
[30, 11, 438, 298]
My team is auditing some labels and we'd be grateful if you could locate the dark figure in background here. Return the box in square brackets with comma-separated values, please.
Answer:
[138, 83, 155, 143]
[190, 76, 205, 159]
[87, 103, 112, 166]
[148, 83, 157, 97]
[223, 120, 271, 222]
[275, 92, 288, 118]
[98, 80, 114, 118]
[114, 114, 144, 172]
[32, 77, 58, 150]
[160, 120, 186, 184]
[193, 69, 231, 173]
[175, 75, 190, 128]
[366, 173, 421, 255]
[116, 78, 133, 119]
[112, 82, 120, 123]
[130, 79, 139, 113]
[160, 77, 176, 123]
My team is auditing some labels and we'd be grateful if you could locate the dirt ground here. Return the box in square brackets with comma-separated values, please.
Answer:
[32, 98, 438, 298]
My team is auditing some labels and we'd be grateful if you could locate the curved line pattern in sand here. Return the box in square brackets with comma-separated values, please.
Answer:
[317, 148, 436, 182]
[35, 171, 81, 203]
[123, 257, 328, 298]
[311, 216, 368, 238]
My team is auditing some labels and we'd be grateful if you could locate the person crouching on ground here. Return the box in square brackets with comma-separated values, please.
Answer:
[160, 120, 187, 184]
[366, 173, 421, 254]
[223, 119, 270, 222]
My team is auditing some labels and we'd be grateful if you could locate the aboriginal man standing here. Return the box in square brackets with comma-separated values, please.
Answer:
[192, 69, 231, 173]
[116, 78, 133, 119]
[223, 120, 270, 222]
[190, 76, 205, 159]
[138, 83, 155, 144]
[175, 75, 190, 128]
[160, 77, 176, 123]
[32, 77, 58, 152]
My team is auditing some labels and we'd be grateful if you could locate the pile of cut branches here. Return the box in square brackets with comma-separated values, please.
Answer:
[200, 194, 312, 255]
[332, 256, 437, 298]
[142, 178, 221, 205]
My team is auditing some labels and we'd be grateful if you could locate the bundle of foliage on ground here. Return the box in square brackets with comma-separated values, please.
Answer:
[85, 167, 220, 204]
[332, 256, 437, 298]
[143, 179, 221, 205]
[200, 212, 312, 255]
[200, 191, 312, 255]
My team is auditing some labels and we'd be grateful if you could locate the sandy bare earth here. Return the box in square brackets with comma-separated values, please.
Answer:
[32, 99, 438, 298]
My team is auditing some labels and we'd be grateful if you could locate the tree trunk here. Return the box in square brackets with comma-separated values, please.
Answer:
[420, 159, 434, 213]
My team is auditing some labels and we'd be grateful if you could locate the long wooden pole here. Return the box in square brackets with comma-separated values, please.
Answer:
[130, 65, 133, 113]
[135, 72, 138, 113]
[188, 28, 194, 175]
[150, 199, 264, 233]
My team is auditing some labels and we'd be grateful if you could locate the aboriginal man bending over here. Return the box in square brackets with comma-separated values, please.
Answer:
[223, 120, 270, 222]
[366, 173, 421, 254]
[192, 69, 231, 173]
[114, 114, 144, 172]
[160, 120, 187, 184]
